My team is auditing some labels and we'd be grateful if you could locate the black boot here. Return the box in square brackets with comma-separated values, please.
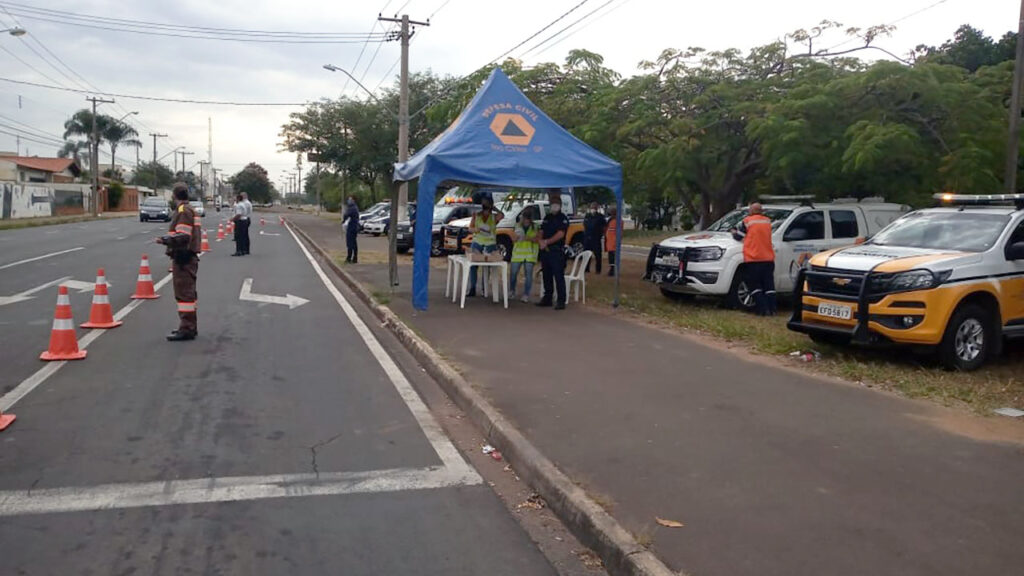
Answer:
[166, 330, 196, 341]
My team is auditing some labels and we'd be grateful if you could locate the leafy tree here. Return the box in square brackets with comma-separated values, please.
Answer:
[101, 120, 141, 181]
[57, 140, 88, 167]
[230, 162, 273, 204]
[915, 25, 1017, 72]
[130, 160, 174, 189]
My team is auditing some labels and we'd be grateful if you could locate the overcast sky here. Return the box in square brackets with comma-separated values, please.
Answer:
[0, 0, 1015, 191]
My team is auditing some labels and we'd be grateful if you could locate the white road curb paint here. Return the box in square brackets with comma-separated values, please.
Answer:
[238, 278, 309, 309]
[0, 466, 479, 517]
[0, 247, 85, 271]
[0, 273, 172, 412]
[285, 224, 480, 482]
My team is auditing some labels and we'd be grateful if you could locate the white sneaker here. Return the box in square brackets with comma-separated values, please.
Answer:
[520, 295, 530, 304]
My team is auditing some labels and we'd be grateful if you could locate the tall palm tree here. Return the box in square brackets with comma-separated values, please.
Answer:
[63, 109, 108, 174]
[102, 120, 141, 181]
[57, 140, 89, 167]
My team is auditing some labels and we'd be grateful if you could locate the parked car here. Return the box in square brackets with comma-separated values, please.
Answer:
[359, 202, 389, 232]
[645, 197, 910, 308]
[397, 202, 482, 256]
[364, 203, 416, 237]
[189, 200, 206, 218]
[442, 196, 585, 261]
[788, 193, 1024, 371]
[139, 196, 171, 222]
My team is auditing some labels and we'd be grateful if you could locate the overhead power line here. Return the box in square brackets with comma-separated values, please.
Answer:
[526, 0, 635, 59]
[0, 76, 309, 106]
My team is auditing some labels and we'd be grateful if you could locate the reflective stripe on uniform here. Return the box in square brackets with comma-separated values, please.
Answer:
[174, 224, 193, 235]
[511, 225, 539, 262]
[178, 301, 197, 312]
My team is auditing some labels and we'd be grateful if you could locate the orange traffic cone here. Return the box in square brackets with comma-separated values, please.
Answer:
[201, 231, 211, 253]
[278, 215, 285, 225]
[40, 285, 87, 361]
[131, 254, 160, 299]
[82, 268, 122, 329]
[0, 405, 14, 431]
[216, 223, 225, 241]
[227, 221, 235, 234]
[260, 217, 266, 226]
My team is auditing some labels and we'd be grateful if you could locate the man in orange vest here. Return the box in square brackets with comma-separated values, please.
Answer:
[732, 202, 776, 316]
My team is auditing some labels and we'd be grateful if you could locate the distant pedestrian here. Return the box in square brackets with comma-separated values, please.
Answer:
[343, 196, 359, 263]
[156, 183, 200, 341]
[509, 208, 539, 303]
[605, 205, 618, 277]
[731, 202, 776, 315]
[537, 192, 570, 310]
[583, 202, 606, 274]
[241, 192, 253, 254]
[231, 193, 250, 256]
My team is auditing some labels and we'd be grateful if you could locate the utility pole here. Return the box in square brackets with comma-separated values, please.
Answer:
[150, 133, 167, 194]
[179, 150, 194, 177]
[1006, 0, 1024, 193]
[379, 13, 429, 288]
[86, 96, 114, 215]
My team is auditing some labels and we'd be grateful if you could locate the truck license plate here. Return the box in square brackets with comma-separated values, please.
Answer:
[817, 303, 852, 320]
[660, 255, 679, 267]
[397, 233, 404, 239]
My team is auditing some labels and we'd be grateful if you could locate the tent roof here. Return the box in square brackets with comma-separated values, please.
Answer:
[394, 68, 621, 189]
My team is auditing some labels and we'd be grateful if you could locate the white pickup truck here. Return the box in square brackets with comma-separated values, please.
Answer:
[645, 198, 910, 308]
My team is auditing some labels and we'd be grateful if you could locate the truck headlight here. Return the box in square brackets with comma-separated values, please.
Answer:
[687, 247, 724, 261]
[870, 270, 950, 294]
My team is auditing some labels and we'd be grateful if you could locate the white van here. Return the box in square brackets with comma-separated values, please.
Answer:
[645, 197, 910, 308]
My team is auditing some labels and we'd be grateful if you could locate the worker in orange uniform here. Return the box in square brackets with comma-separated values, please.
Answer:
[156, 183, 200, 340]
[732, 202, 776, 316]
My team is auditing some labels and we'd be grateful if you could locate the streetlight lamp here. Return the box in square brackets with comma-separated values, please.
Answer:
[2, 27, 27, 37]
[323, 64, 395, 113]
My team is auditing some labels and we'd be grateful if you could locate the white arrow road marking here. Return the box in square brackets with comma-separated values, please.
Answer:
[238, 278, 308, 309]
[0, 247, 84, 271]
[61, 279, 108, 293]
[259, 230, 280, 236]
[0, 276, 72, 306]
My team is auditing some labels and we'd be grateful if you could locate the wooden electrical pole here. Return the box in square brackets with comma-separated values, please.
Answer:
[378, 13, 429, 288]
[1006, 0, 1024, 193]
[86, 96, 114, 215]
[150, 133, 167, 193]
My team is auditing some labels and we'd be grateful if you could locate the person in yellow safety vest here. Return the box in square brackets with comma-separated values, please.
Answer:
[509, 209, 540, 303]
[465, 195, 504, 298]
[731, 202, 777, 316]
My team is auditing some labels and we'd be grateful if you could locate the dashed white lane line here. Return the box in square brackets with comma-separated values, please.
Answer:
[0, 273, 172, 413]
[285, 223, 480, 480]
[0, 247, 85, 271]
[0, 466, 479, 517]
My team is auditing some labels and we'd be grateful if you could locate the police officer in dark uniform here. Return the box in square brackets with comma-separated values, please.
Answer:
[157, 183, 200, 340]
[583, 201, 606, 273]
[537, 192, 570, 310]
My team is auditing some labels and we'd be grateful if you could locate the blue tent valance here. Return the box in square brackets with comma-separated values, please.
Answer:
[394, 68, 623, 310]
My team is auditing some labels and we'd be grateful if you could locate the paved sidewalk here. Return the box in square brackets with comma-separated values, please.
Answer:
[291, 213, 1024, 576]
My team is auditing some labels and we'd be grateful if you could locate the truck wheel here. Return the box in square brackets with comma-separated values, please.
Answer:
[430, 235, 444, 257]
[660, 288, 695, 302]
[725, 270, 755, 311]
[938, 303, 993, 371]
[569, 234, 585, 257]
[498, 237, 513, 262]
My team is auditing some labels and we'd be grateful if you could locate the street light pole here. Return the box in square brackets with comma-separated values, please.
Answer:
[149, 133, 167, 194]
[86, 96, 115, 216]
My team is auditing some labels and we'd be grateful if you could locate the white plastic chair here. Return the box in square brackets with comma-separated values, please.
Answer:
[564, 250, 593, 304]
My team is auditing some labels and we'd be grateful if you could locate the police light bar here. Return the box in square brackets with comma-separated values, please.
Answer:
[934, 193, 1024, 209]
[759, 194, 815, 202]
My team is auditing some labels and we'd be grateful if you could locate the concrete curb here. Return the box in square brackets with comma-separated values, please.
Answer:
[288, 221, 676, 576]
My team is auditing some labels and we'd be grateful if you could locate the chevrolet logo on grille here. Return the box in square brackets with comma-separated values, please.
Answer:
[832, 278, 853, 287]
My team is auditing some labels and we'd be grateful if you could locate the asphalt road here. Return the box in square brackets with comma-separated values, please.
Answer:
[0, 216, 558, 575]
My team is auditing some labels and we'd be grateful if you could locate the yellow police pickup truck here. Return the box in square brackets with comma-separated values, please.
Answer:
[443, 197, 586, 261]
[788, 194, 1024, 371]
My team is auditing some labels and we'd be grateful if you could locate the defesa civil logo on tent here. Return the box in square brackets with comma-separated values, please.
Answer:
[482, 102, 541, 152]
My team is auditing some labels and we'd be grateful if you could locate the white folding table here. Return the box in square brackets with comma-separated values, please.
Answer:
[445, 255, 508, 309]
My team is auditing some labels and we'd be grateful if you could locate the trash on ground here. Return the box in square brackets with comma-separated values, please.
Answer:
[517, 493, 546, 511]
[655, 516, 685, 528]
[503, 464, 512, 472]
[993, 407, 1024, 418]
[482, 444, 496, 454]
[573, 549, 604, 569]
[789, 350, 820, 362]
[490, 451, 503, 461]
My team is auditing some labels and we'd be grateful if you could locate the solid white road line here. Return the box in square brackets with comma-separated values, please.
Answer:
[0, 273, 172, 413]
[0, 466, 480, 517]
[285, 224, 480, 481]
[0, 247, 85, 271]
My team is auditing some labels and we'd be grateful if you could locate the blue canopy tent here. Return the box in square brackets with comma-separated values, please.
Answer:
[393, 68, 624, 310]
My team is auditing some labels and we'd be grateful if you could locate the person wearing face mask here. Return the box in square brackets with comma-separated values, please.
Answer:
[465, 194, 504, 298]
[583, 201, 606, 274]
[537, 192, 571, 310]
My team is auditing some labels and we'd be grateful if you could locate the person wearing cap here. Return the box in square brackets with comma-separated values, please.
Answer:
[509, 207, 540, 303]
[465, 195, 504, 298]
[156, 183, 200, 340]
[731, 202, 776, 315]
[537, 193, 571, 310]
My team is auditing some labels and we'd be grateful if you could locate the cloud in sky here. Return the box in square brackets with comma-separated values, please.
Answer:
[0, 0, 1016, 188]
